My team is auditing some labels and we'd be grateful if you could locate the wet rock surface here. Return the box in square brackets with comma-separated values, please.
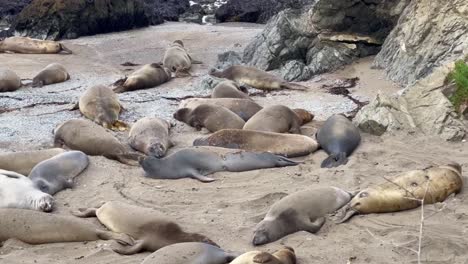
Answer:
[145, 0, 190, 22]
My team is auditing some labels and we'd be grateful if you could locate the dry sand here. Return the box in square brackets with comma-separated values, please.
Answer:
[0, 22, 467, 264]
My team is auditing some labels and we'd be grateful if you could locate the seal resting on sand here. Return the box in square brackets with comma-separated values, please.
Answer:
[0, 37, 72, 54]
[32, 63, 70, 87]
[211, 80, 250, 99]
[0, 69, 22, 92]
[163, 40, 202, 77]
[230, 247, 296, 264]
[129, 117, 173, 158]
[113, 63, 172, 93]
[178, 98, 262, 121]
[0, 148, 65, 176]
[174, 104, 245, 132]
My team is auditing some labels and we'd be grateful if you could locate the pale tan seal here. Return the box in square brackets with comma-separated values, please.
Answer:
[243, 105, 314, 134]
[174, 104, 245, 132]
[0, 37, 72, 54]
[211, 80, 250, 99]
[0, 148, 66, 176]
[76, 85, 128, 131]
[252, 187, 352, 245]
[230, 247, 296, 264]
[0, 69, 22, 92]
[209, 66, 308, 91]
[73, 201, 218, 255]
[129, 117, 173, 158]
[194, 129, 319, 158]
[32, 63, 70, 87]
[113, 63, 172, 93]
[163, 40, 202, 77]
[179, 98, 262, 121]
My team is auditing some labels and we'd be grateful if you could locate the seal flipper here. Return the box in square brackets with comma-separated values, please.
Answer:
[281, 82, 308, 91]
[253, 252, 274, 263]
[97, 230, 134, 246]
[69, 102, 79, 111]
[72, 207, 98, 217]
[59, 44, 73, 54]
[191, 172, 216, 183]
[275, 156, 299, 167]
[334, 207, 358, 224]
[112, 239, 146, 255]
[320, 152, 348, 168]
[301, 217, 325, 233]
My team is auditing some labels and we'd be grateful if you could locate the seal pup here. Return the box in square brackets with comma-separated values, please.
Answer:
[252, 187, 352, 245]
[163, 40, 202, 77]
[76, 85, 128, 131]
[337, 163, 463, 223]
[0, 69, 22, 92]
[174, 104, 245, 132]
[140, 146, 298, 182]
[32, 63, 70, 87]
[209, 66, 308, 91]
[0, 148, 66, 176]
[243, 105, 314, 134]
[0, 169, 54, 212]
[129, 117, 173, 158]
[29, 151, 89, 195]
[0, 36, 72, 54]
[179, 98, 262, 121]
[194, 129, 319, 158]
[54, 119, 141, 165]
[0, 208, 133, 245]
[141, 242, 239, 264]
[113, 63, 172, 93]
[211, 80, 250, 99]
[73, 201, 217, 255]
[316, 114, 361, 168]
[230, 247, 296, 264]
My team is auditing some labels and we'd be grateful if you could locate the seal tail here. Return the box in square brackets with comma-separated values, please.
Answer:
[112, 77, 127, 93]
[320, 152, 348, 168]
[281, 82, 309, 91]
[59, 44, 72, 54]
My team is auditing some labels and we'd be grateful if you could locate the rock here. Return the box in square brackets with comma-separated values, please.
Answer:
[179, 4, 205, 24]
[14, 0, 155, 40]
[214, 51, 243, 70]
[145, 0, 190, 22]
[281, 60, 312, 81]
[0, 0, 31, 38]
[374, 0, 468, 86]
[194, 75, 224, 90]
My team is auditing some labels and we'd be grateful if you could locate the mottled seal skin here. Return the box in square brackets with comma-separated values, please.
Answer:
[316, 114, 361, 168]
[178, 98, 262, 121]
[0, 37, 72, 54]
[141, 242, 240, 264]
[337, 163, 463, 223]
[209, 66, 308, 91]
[230, 247, 296, 264]
[163, 40, 201, 77]
[129, 117, 173, 158]
[211, 80, 250, 99]
[174, 104, 245, 132]
[0, 148, 66, 176]
[78, 85, 128, 131]
[140, 146, 298, 182]
[73, 201, 217, 255]
[32, 63, 70, 87]
[0, 69, 22, 92]
[0, 208, 133, 245]
[253, 187, 352, 246]
[113, 63, 172, 93]
[243, 105, 313, 134]
[29, 151, 89, 195]
[193, 129, 319, 158]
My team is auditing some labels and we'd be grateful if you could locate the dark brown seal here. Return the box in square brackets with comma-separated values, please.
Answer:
[174, 104, 245, 132]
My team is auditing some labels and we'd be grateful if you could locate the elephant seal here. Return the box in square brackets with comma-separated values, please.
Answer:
[113, 63, 172, 93]
[252, 187, 352, 246]
[0, 69, 22, 92]
[0, 37, 72, 54]
[54, 119, 141, 165]
[0, 148, 66, 176]
[77, 85, 128, 131]
[32, 63, 70, 87]
[193, 129, 319, 158]
[0, 208, 133, 245]
[209, 66, 308, 91]
[141, 242, 239, 264]
[179, 98, 262, 121]
[163, 40, 201, 77]
[129, 117, 173, 158]
[0, 170, 54, 212]
[211, 80, 250, 99]
[29, 151, 89, 195]
[337, 163, 463, 223]
[230, 247, 296, 264]
[140, 146, 298, 182]
[73, 201, 217, 255]
[174, 104, 245, 132]
[316, 114, 361, 168]
[243, 105, 314, 134]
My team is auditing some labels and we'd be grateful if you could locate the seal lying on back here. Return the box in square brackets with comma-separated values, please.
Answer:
[179, 98, 262, 121]
[243, 105, 314, 134]
[316, 114, 361, 168]
[194, 129, 319, 158]
[0, 69, 22, 92]
[113, 63, 172, 93]
[0, 208, 133, 245]
[0, 37, 72, 54]
[209, 66, 308, 91]
[0, 169, 54, 212]
[29, 151, 89, 195]
[252, 187, 352, 245]
[73, 201, 217, 255]
[0, 148, 65, 176]
[129, 117, 173, 158]
[230, 247, 296, 264]
[163, 40, 201, 77]
[140, 146, 298, 182]
[174, 104, 245, 132]
[211, 80, 250, 99]
[141, 242, 239, 264]
[32, 63, 70, 87]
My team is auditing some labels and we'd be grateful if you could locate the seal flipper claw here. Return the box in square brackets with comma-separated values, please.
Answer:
[112, 239, 145, 255]
[276, 156, 299, 167]
[320, 152, 348, 168]
[191, 172, 216, 183]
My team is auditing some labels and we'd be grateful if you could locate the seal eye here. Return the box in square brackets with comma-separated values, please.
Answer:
[411, 182, 418, 187]
[359, 192, 368, 198]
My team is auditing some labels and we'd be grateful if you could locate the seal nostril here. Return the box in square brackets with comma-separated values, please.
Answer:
[411, 182, 418, 187]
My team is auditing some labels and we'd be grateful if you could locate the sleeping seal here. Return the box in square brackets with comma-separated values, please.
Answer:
[230, 247, 296, 264]
[178, 98, 262, 121]
[0, 37, 72, 54]
[129, 117, 173, 158]
[32, 63, 70, 87]
[0, 148, 66, 176]
[174, 104, 245, 132]
[211, 80, 250, 99]
[0, 69, 22, 92]
[113, 63, 172, 93]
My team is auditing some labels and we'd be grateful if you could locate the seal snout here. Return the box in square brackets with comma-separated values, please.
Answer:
[148, 143, 165, 158]
[39, 195, 55, 212]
